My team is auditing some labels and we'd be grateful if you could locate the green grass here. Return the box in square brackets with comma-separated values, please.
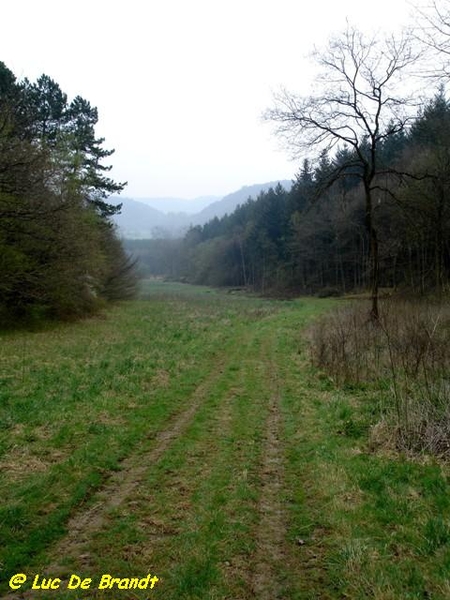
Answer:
[1, 281, 449, 598]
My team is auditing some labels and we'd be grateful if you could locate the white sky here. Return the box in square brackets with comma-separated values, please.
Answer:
[2, 0, 415, 199]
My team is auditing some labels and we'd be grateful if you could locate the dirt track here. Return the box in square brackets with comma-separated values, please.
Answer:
[2, 305, 303, 600]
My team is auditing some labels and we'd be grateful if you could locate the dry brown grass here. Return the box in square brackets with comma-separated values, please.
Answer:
[310, 299, 450, 458]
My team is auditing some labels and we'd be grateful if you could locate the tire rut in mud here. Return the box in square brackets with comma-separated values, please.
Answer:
[1, 355, 229, 600]
[250, 336, 289, 600]
[52, 367, 227, 571]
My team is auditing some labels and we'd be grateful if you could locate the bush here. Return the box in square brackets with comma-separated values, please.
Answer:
[310, 299, 450, 457]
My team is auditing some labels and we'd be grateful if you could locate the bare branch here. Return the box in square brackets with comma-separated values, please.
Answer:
[264, 24, 425, 320]
[412, 0, 450, 77]
[265, 25, 423, 168]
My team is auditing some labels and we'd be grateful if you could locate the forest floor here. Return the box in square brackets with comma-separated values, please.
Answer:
[1, 281, 449, 599]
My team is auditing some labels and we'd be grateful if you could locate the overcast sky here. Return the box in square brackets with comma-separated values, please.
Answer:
[2, 0, 415, 200]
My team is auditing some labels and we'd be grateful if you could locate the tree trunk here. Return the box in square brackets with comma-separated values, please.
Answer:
[370, 225, 380, 321]
[365, 184, 379, 321]
[238, 236, 247, 287]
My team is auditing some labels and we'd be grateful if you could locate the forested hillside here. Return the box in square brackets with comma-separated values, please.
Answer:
[0, 62, 136, 325]
[134, 93, 450, 297]
[110, 181, 292, 239]
[183, 91, 450, 294]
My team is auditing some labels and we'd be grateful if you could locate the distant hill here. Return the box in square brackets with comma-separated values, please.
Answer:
[132, 195, 220, 214]
[191, 181, 292, 224]
[110, 180, 292, 239]
[108, 198, 179, 239]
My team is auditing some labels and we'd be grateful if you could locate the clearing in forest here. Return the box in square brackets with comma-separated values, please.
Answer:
[1, 282, 449, 599]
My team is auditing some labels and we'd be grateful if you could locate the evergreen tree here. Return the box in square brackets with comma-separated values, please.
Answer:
[0, 63, 136, 325]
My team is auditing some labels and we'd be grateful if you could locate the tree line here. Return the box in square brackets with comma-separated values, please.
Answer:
[0, 62, 136, 326]
[133, 88, 450, 297]
[135, 10, 450, 306]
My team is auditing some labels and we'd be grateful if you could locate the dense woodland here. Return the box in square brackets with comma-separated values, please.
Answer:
[0, 62, 136, 325]
[130, 90, 450, 296]
[132, 14, 450, 304]
[3, 5, 450, 326]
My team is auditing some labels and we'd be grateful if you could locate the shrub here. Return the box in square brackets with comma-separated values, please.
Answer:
[309, 299, 450, 457]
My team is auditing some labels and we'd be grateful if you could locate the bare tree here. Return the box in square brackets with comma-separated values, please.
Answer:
[265, 26, 422, 320]
[414, 1, 450, 76]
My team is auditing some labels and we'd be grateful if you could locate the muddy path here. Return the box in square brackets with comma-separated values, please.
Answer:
[250, 332, 289, 599]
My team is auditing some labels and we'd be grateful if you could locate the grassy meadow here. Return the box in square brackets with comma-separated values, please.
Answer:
[1, 281, 449, 599]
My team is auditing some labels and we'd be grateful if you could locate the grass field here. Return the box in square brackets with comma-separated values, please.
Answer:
[1, 281, 449, 599]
